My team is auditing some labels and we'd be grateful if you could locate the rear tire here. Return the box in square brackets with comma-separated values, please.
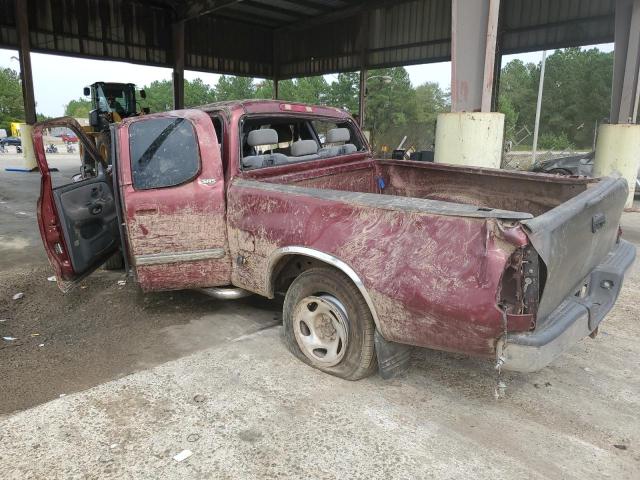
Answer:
[283, 267, 377, 380]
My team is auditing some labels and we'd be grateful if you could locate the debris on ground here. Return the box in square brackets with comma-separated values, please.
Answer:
[193, 394, 206, 403]
[613, 444, 628, 450]
[47, 276, 57, 282]
[493, 380, 507, 399]
[173, 449, 193, 462]
[186, 434, 200, 443]
[38, 344, 45, 347]
[0, 319, 8, 323]
[117, 280, 126, 286]
[3, 336, 18, 341]
[12, 292, 24, 300]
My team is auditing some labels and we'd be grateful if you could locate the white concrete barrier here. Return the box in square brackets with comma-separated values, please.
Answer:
[19, 123, 37, 171]
[434, 112, 505, 169]
[593, 123, 640, 208]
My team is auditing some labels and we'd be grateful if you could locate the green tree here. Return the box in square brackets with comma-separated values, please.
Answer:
[499, 48, 613, 150]
[64, 98, 92, 118]
[0, 67, 24, 129]
[184, 78, 216, 107]
[141, 78, 216, 111]
[327, 72, 359, 113]
[255, 79, 274, 99]
[143, 79, 174, 112]
[215, 75, 255, 101]
[279, 76, 329, 104]
[412, 81, 449, 147]
[364, 67, 417, 150]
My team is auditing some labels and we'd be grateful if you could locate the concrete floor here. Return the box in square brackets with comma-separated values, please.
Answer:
[1, 153, 639, 479]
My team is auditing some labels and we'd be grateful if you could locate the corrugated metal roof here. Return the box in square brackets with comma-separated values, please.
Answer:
[0, 0, 616, 79]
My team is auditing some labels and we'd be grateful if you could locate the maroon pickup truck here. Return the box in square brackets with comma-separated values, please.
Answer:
[34, 100, 635, 380]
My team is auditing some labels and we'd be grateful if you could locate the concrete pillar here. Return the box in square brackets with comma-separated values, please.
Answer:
[18, 124, 37, 171]
[172, 20, 185, 110]
[434, 112, 504, 169]
[595, 0, 640, 208]
[593, 124, 640, 208]
[451, 0, 501, 113]
[611, 0, 640, 124]
[438, 0, 504, 168]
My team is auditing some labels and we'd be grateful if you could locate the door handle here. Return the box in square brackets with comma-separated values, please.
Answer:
[134, 206, 158, 216]
[89, 203, 103, 215]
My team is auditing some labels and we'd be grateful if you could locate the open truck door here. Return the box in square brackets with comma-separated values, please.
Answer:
[34, 118, 121, 292]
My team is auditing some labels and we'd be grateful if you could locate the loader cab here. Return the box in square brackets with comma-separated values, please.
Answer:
[84, 82, 146, 129]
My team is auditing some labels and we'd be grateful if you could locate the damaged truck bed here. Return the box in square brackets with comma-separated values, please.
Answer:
[34, 100, 635, 380]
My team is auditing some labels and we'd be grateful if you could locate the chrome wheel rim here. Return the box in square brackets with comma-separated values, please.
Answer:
[292, 294, 348, 367]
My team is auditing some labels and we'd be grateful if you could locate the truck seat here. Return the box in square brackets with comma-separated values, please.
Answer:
[290, 139, 319, 162]
[243, 128, 288, 169]
[319, 128, 357, 157]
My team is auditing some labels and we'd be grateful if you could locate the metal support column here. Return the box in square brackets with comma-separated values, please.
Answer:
[172, 20, 185, 110]
[611, 0, 640, 124]
[357, 11, 369, 128]
[451, 0, 501, 112]
[15, 0, 36, 125]
[272, 31, 279, 100]
[358, 69, 367, 128]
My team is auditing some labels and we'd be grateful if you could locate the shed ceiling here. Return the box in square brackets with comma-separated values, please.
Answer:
[0, 0, 616, 79]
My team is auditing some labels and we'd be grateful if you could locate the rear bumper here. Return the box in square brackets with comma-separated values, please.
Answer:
[497, 239, 636, 373]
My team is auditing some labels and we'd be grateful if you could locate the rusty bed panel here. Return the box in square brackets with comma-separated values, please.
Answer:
[227, 179, 530, 356]
[375, 159, 594, 216]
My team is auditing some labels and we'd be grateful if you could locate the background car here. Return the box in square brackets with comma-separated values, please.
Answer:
[60, 133, 78, 143]
[0, 136, 22, 147]
[532, 151, 640, 195]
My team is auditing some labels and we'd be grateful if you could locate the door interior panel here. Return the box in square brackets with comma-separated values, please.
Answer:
[53, 177, 119, 274]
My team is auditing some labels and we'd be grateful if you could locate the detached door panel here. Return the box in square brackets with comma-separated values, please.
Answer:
[118, 110, 231, 291]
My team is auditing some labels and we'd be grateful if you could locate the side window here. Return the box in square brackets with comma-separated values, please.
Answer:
[129, 117, 200, 190]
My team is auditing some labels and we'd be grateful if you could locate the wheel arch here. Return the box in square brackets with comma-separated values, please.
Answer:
[266, 246, 381, 331]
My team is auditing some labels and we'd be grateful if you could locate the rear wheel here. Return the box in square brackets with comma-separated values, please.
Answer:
[283, 267, 377, 380]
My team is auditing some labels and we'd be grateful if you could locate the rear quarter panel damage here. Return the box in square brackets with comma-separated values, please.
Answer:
[227, 182, 523, 356]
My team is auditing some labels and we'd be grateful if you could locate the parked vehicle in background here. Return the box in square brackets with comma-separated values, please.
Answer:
[0, 136, 22, 147]
[532, 151, 640, 195]
[45, 143, 58, 154]
[33, 101, 635, 380]
[60, 133, 78, 143]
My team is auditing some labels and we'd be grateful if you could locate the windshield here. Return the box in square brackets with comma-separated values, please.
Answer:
[95, 83, 136, 116]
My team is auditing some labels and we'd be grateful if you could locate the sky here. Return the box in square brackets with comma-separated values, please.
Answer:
[1, 43, 614, 118]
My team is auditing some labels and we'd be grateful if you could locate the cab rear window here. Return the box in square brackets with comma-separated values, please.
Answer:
[129, 118, 200, 190]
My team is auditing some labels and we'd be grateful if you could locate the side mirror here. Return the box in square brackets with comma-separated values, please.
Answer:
[89, 109, 100, 128]
[83, 87, 91, 96]
[139, 89, 147, 99]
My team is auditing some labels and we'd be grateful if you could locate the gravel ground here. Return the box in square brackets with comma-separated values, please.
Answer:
[0, 158, 639, 478]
